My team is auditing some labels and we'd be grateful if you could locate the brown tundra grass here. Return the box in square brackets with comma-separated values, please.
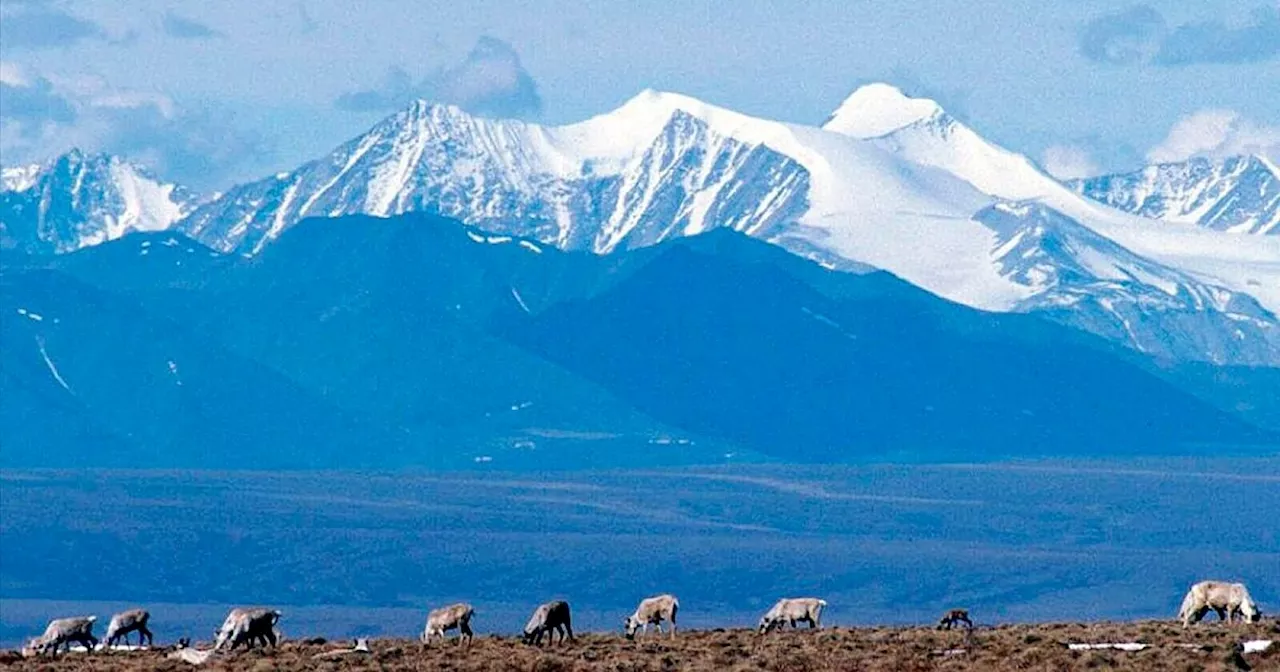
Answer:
[1, 620, 1277, 671]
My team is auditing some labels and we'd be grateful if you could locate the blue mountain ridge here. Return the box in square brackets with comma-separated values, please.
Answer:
[0, 212, 1274, 468]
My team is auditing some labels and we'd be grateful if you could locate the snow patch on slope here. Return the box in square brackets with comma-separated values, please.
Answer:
[1, 163, 42, 192]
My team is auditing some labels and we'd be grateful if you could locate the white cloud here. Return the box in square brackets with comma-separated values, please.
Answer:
[1147, 110, 1280, 164]
[1040, 145, 1100, 180]
[335, 36, 542, 119]
[0, 61, 32, 87]
[90, 92, 177, 118]
[0, 62, 262, 190]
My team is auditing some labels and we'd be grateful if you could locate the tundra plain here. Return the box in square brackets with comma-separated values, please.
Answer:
[1, 460, 1278, 647]
[2, 622, 1279, 671]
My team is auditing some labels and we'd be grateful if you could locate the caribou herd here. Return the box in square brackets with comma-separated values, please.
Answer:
[16, 580, 1269, 658]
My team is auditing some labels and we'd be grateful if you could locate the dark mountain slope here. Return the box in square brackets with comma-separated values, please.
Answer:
[0, 268, 400, 468]
[504, 238, 1272, 461]
[2, 213, 1273, 468]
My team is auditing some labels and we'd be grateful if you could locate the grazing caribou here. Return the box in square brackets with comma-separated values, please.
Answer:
[104, 609, 153, 649]
[420, 603, 474, 647]
[624, 594, 679, 639]
[213, 607, 282, 650]
[937, 608, 973, 630]
[758, 598, 828, 633]
[523, 600, 574, 646]
[21, 616, 98, 658]
[1179, 581, 1261, 626]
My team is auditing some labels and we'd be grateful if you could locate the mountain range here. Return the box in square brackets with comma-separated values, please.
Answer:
[1, 83, 1279, 467]
[4, 84, 1278, 368]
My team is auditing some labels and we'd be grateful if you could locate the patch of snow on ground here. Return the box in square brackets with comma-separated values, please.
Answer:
[510, 287, 531, 313]
[1066, 643, 1148, 651]
[1242, 640, 1273, 654]
[35, 337, 71, 392]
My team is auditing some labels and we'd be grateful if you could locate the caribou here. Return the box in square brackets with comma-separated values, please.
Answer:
[624, 594, 680, 639]
[937, 608, 974, 631]
[21, 616, 98, 658]
[758, 598, 828, 633]
[523, 600, 575, 646]
[213, 607, 282, 650]
[104, 608, 154, 649]
[1178, 581, 1261, 626]
[420, 603, 475, 647]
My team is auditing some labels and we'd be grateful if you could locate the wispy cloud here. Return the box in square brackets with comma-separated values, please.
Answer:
[0, 62, 265, 190]
[335, 36, 542, 119]
[1080, 5, 1280, 67]
[0, 1, 108, 50]
[1079, 5, 1165, 65]
[1040, 145, 1101, 180]
[1147, 110, 1280, 164]
[0, 67, 78, 138]
[161, 11, 224, 40]
[1153, 6, 1280, 66]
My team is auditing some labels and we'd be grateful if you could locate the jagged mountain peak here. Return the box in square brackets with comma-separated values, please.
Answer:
[822, 83, 945, 139]
[1069, 153, 1280, 235]
[1, 162, 43, 193]
[0, 148, 198, 254]
[4, 148, 167, 190]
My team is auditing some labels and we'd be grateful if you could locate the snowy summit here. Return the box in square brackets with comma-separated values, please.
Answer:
[822, 83, 944, 139]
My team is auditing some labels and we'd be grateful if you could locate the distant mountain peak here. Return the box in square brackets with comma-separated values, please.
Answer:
[1, 162, 44, 193]
[0, 149, 199, 254]
[1069, 154, 1280, 235]
[822, 83, 944, 139]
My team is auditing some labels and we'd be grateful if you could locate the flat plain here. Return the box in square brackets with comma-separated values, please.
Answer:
[2, 460, 1279, 646]
[2, 622, 1279, 671]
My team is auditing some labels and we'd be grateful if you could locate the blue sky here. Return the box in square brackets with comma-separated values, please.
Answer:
[2, 0, 1278, 190]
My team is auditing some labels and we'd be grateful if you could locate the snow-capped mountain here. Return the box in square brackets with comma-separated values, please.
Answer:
[977, 201, 1278, 363]
[181, 90, 1020, 309]
[1068, 155, 1280, 236]
[6, 86, 1279, 365]
[179, 98, 816, 258]
[0, 150, 198, 254]
[818, 84, 1280, 363]
[1, 163, 43, 193]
